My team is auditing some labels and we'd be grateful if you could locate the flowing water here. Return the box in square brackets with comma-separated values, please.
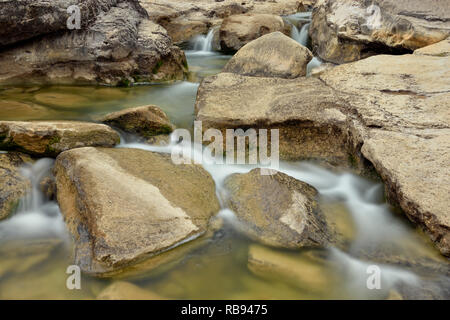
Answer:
[0, 27, 449, 300]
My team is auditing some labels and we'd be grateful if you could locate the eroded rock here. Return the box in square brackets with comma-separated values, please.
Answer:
[53, 147, 220, 275]
[309, 0, 450, 64]
[223, 32, 313, 78]
[0, 121, 120, 157]
[0, 0, 187, 86]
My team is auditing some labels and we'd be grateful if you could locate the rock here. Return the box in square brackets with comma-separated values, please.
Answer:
[147, 134, 171, 146]
[39, 176, 57, 200]
[414, 38, 450, 57]
[0, 152, 32, 220]
[195, 52, 450, 256]
[223, 32, 313, 78]
[225, 168, 332, 248]
[309, 0, 450, 64]
[0, 100, 55, 120]
[102, 105, 175, 138]
[140, 0, 310, 44]
[0, 0, 119, 47]
[195, 72, 350, 163]
[97, 281, 165, 300]
[53, 147, 220, 275]
[0, 0, 187, 86]
[0, 121, 120, 157]
[248, 245, 337, 293]
[219, 14, 286, 53]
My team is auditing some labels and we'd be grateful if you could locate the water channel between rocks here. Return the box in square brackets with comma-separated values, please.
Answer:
[0, 29, 449, 300]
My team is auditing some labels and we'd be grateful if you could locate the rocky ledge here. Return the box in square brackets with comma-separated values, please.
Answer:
[0, 0, 187, 86]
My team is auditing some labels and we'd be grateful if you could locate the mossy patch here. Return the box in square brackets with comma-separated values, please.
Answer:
[152, 61, 164, 74]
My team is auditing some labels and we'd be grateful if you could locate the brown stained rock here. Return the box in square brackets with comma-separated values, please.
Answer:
[0, 121, 120, 157]
[102, 105, 175, 138]
[223, 32, 313, 78]
[53, 147, 220, 275]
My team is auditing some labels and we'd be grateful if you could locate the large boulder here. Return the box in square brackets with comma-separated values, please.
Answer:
[223, 32, 313, 78]
[195, 50, 450, 256]
[309, 0, 450, 64]
[0, 0, 187, 86]
[225, 168, 332, 248]
[0, 121, 120, 157]
[219, 14, 286, 53]
[101, 105, 175, 138]
[53, 147, 220, 275]
[0, 152, 32, 220]
[140, 0, 310, 44]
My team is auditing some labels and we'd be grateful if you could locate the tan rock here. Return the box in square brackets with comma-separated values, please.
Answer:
[225, 168, 332, 248]
[414, 38, 450, 57]
[102, 105, 175, 138]
[53, 147, 220, 275]
[0, 152, 32, 220]
[309, 0, 450, 64]
[219, 14, 286, 53]
[223, 32, 313, 78]
[97, 281, 165, 300]
[0, 121, 120, 157]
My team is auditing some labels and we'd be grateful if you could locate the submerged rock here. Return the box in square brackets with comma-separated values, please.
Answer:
[219, 14, 286, 53]
[0, 152, 32, 220]
[97, 281, 165, 300]
[0, 121, 120, 157]
[102, 105, 175, 138]
[0, 0, 187, 86]
[309, 0, 450, 64]
[53, 147, 220, 275]
[248, 245, 337, 294]
[223, 32, 313, 78]
[225, 168, 332, 248]
[195, 51, 450, 256]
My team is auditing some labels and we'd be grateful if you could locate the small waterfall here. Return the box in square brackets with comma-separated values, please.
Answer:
[0, 158, 67, 241]
[192, 29, 215, 52]
[291, 22, 310, 47]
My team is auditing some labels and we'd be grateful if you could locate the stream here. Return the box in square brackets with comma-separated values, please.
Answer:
[0, 21, 449, 300]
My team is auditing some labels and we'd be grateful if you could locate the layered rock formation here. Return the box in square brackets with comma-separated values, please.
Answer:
[0, 0, 187, 86]
[309, 0, 450, 63]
